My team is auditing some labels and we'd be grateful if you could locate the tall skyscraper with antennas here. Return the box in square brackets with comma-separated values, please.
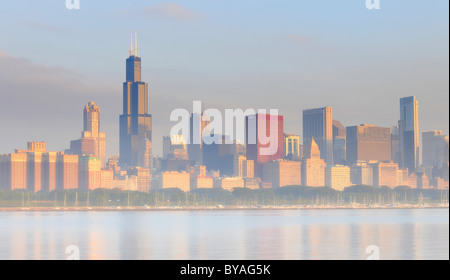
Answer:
[119, 32, 152, 168]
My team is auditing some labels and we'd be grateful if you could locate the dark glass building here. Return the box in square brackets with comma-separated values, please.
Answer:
[119, 34, 152, 167]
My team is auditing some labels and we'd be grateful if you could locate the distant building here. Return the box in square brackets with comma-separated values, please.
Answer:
[233, 155, 255, 179]
[56, 153, 79, 190]
[12, 142, 47, 192]
[416, 172, 430, 190]
[190, 165, 211, 189]
[397, 168, 410, 187]
[301, 138, 326, 187]
[161, 171, 190, 192]
[430, 177, 445, 189]
[244, 178, 260, 189]
[333, 120, 346, 164]
[138, 138, 153, 170]
[262, 160, 301, 188]
[26, 151, 43, 192]
[407, 172, 418, 189]
[119, 34, 152, 168]
[3, 142, 48, 192]
[27, 142, 46, 153]
[100, 169, 114, 189]
[246, 114, 285, 176]
[350, 161, 374, 186]
[42, 152, 57, 192]
[203, 134, 238, 176]
[188, 112, 210, 164]
[399, 96, 419, 173]
[422, 131, 446, 170]
[325, 165, 351, 191]
[128, 167, 152, 192]
[371, 161, 399, 188]
[78, 155, 101, 190]
[391, 125, 401, 164]
[284, 134, 301, 160]
[195, 176, 214, 189]
[70, 102, 106, 166]
[303, 107, 333, 165]
[0, 153, 27, 191]
[214, 177, 245, 191]
[346, 124, 391, 165]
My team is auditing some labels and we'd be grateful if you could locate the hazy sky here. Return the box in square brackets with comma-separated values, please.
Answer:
[0, 0, 448, 156]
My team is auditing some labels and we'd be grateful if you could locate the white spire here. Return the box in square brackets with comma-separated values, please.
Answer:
[130, 32, 133, 56]
[134, 31, 138, 57]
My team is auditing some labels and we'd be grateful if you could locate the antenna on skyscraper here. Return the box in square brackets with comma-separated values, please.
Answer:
[130, 31, 133, 57]
[135, 31, 138, 57]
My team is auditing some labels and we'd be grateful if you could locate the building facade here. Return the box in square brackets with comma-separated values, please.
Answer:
[301, 138, 326, 187]
[246, 114, 285, 176]
[303, 107, 333, 165]
[262, 160, 301, 189]
[70, 102, 107, 167]
[325, 165, 351, 191]
[399, 96, 419, 173]
[120, 34, 152, 168]
[346, 124, 391, 165]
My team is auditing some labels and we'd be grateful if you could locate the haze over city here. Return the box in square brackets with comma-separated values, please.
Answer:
[0, 0, 448, 157]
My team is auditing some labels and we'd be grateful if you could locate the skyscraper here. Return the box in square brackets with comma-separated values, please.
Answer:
[120, 32, 152, 168]
[422, 130, 444, 168]
[332, 120, 346, 165]
[284, 133, 301, 160]
[303, 107, 333, 166]
[56, 153, 78, 190]
[78, 155, 101, 190]
[399, 96, 419, 173]
[188, 112, 210, 165]
[391, 125, 401, 164]
[262, 160, 301, 188]
[346, 124, 391, 165]
[70, 102, 106, 166]
[301, 138, 326, 187]
[246, 114, 285, 176]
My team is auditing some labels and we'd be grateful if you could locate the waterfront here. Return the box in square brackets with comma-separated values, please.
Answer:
[0, 208, 448, 260]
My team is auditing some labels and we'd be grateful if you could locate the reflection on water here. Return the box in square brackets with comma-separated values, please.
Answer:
[0, 209, 448, 260]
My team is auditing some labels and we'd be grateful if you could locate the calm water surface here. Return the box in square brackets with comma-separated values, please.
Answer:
[0, 209, 448, 260]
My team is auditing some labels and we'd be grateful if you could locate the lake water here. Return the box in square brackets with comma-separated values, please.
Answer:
[0, 208, 448, 260]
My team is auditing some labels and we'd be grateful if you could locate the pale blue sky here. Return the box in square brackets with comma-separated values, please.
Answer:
[0, 0, 448, 156]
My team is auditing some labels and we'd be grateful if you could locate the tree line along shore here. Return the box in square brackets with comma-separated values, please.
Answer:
[0, 185, 448, 208]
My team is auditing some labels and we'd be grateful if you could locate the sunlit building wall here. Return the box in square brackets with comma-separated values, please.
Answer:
[301, 138, 326, 187]
[161, 171, 190, 192]
[303, 107, 333, 165]
[79, 156, 101, 190]
[0, 153, 27, 190]
[325, 165, 351, 191]
[371, 161, 399, 188]
[41, 152, 57, 192]
[262, 160, 301, 188]
[399, 96, 420, 173]
[70, 102, 107, 167]
[346, 124, 391, 165]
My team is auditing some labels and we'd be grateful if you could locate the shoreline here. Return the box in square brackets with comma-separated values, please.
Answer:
[0, 204, 448, 212]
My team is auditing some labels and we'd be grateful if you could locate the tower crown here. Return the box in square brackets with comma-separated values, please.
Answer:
[129, 31, 139, 57]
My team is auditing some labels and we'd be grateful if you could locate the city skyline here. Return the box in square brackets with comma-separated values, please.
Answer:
[0, 1, 448, 263]
[0, 1, 448, 158]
